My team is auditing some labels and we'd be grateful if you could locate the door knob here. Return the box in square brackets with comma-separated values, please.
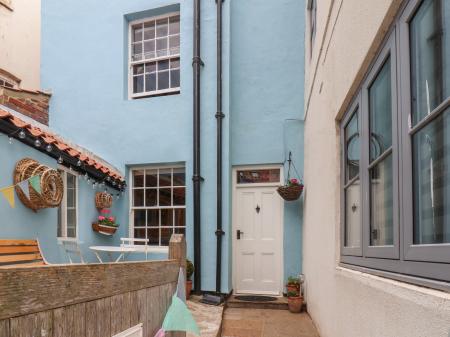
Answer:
[255, 205, 260, 213]
[237, 230, 244, 240]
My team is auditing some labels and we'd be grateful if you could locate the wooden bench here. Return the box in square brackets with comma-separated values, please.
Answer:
[0, 239, 47, 268]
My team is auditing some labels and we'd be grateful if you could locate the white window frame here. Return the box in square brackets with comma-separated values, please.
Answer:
[129, 165, 186, 247]
[128, 12, 180, 99]
[58, 167, 78, 240]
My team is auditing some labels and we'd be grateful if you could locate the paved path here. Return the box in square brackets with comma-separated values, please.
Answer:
[222, 308, 320, 337]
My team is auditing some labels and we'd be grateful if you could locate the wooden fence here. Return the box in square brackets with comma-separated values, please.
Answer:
[0, 235, 186, 337]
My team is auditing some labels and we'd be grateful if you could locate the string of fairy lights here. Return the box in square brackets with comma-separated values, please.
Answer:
[4, 128, 127, 200]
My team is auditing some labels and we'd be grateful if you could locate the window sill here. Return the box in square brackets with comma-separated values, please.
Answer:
[338, 263, 450, 294]
[130, 88, 180, 100]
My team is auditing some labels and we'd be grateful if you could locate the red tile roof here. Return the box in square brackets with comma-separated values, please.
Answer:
[0, 106, 124, 182]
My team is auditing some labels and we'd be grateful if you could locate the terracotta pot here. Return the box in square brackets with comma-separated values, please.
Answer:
[92, 223, 118, 235]
[287, 296, 303, 313]
[186, 280, 192, 299]
[286, 284, 300, 294]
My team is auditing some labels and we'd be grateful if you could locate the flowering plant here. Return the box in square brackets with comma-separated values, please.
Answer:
[97, 209, 119, 227]
[287, 178, 302, 186]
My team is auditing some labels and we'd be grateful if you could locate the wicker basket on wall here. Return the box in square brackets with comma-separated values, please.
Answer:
[95, 192, 113, 209]
[13, 158, 64, 212]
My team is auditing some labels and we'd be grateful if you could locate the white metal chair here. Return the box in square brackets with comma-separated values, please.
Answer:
[120, 238, 150, 260]
[58, 239, 85, 264]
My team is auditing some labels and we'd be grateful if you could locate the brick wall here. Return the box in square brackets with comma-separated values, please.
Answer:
[0, 87, 50, 125]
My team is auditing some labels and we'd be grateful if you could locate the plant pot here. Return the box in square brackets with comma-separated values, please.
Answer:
[92, 223, 118, 236]
[286, 284, 299, 294]
[185, 280, 192, 299]
[287, 296, 303, 313]
[277, 184, 304, 201]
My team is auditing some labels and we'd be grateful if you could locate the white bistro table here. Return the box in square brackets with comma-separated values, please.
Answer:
[89, 246, 138, 263]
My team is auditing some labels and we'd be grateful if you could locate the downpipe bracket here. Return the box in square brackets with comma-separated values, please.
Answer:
[215, 229, 225, 236]
[192, 56, 205, 66]
[192, 175, 205, 182]
[215, 111, 225, 119]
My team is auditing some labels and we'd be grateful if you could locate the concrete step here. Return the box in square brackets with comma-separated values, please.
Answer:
[226, 295, 288, 310]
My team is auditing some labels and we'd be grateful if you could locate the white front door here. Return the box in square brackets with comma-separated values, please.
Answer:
[234, 184, 283, 295]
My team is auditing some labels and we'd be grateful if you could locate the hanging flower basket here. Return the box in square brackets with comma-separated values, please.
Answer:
[95, 192, 113, 209]
[92, 223, 118, 236]
[92, 209, 119, 236]
[277, 179, 304, 201]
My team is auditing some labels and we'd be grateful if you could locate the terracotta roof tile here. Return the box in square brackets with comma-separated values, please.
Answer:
[0, 107, 125, 182]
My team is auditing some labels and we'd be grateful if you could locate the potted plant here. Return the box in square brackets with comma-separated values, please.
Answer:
[287, 290, 303, 313]
[186, 259, 194, 299]
[92, 209, 120, 235]
[286, 276, 300, 294]
[277, 178, 304, 201]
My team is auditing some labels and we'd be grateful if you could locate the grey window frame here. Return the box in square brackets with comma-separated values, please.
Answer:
[340, 0, 450, 287]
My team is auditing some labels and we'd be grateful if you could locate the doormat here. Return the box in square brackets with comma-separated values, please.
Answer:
[234, 295, 277, 302]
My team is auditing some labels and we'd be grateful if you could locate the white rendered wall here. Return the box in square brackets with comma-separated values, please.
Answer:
[0, 0, 41, 90]
[303, 0, 450, 336]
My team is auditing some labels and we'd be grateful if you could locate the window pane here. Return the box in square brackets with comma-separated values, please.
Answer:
[143, 21, 155, 40]
[145, 189, 157, 206]
[67, 188, 75, 208]
[237, 169, 281, 184]
[133, 170, 144, 187]
[410, 0, 450, 125]
[169, 15, 180, 35]
[147, 209, 159, 227]
[175, 227, 186, 235]
[133, 64, 144, 75]
[145, 62, 156, 73]
[147, 229, 159, 245]
[67, 209, 76, 234]
[369, 58, 392, 161]
[145, 169, 157, 187]
[133, 75, 144, 94]
[173, 168, 185, 186]
[134, 210, 146, 227]
[158, 71, 169, 90]
[132, 24, 143, 42]
[169, 35, 180, 55]
[173, 188, 185, 206]
[161, 228, 173, 246]
[170, 58, 180, 69]
[143, 40, 155, 59]
[133, 189, 144, 207]
[170, 69, 180, 88]
[134, 228, 146, 240]
[158, 60, 169, 71]
[370, 155, 393, 246]
[345, 111, 359, 182]
[345, 180, 360, 248]
[161, 209, 173, 227]
[57, 203, 62, 237]
[145, 73, 157, 92]
[159, 188, 172, 206]
[174, 209, 185, 226]
[156, 18, 168, 37]
[413, 109, 450, 244]
[67, 173, 76, 188]
[159, 168, 172, 186]
[132, 43, 143, 61]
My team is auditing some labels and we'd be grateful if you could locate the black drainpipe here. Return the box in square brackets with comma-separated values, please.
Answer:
[215, 0, 225, 294]
[193, 0, 203, 294]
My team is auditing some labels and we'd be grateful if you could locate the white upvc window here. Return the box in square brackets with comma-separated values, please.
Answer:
[58, 168, 78, 239]
[129, 13, 180, 98]
[130, 166, 186, 246]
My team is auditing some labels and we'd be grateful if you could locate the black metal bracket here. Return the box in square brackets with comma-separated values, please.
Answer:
[192, 175, 205, 182]
[215, 229, 225, 236]
[192, 56, 205, 66]
[215, 111, 225, 119]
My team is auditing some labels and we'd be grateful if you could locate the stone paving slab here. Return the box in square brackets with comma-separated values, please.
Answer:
[187, 297, 224, 337]
[222, 308, 320, 337]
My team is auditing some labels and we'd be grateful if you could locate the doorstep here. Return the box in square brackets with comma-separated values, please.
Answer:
[226, 295, 288, 310]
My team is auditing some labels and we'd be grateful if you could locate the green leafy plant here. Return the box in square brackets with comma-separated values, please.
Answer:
[186, 259, 194, 281]
[287, 290, 299, 298]
[287, 276, 300, 286]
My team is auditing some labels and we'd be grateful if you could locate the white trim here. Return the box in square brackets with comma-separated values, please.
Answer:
[129, 166, 186, 247]
[232, 164, 285, 296]
[57, 166, 79, 240]
[128, 12, 180, 99]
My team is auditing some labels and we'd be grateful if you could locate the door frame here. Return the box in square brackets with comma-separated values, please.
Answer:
[232, 164, 284, 295]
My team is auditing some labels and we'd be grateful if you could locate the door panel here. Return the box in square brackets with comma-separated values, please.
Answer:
[234, 187, 282, 295]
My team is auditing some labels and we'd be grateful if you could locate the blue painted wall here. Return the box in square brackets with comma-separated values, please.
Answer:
[229, 0, 305, 284]
[40, 0, 304, 292]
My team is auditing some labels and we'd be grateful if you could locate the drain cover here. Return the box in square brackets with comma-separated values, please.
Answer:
[234, 295, 277, 302]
